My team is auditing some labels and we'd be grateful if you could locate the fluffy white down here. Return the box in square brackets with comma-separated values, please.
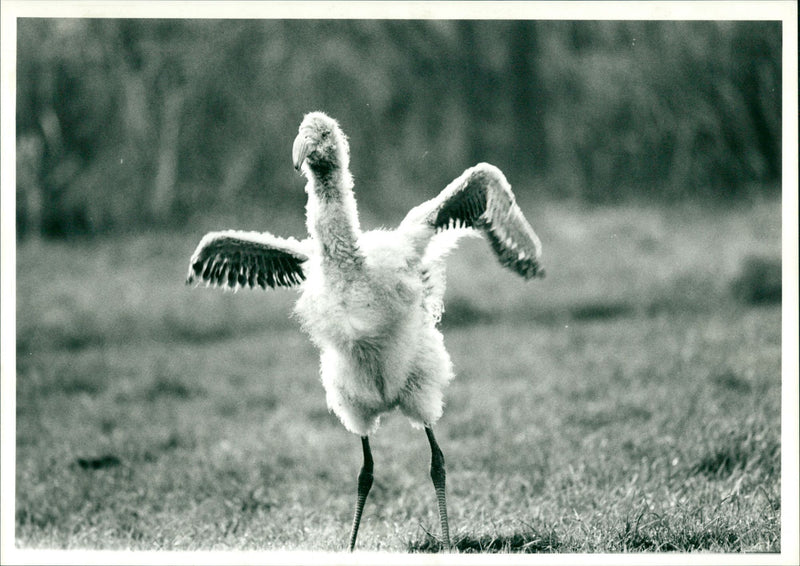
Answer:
[189, 113, 542, 451]
[294, 229, 454, 436]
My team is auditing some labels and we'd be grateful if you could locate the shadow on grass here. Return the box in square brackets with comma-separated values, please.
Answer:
[440, 296, 497, 328]
[441, 296, 639, 329]
[572, 402, 652, 429]
[442, 253, 782, 331]
[74, 454, 122, 470]
[144, 374, 205, 401]
[688, 429, 780, 480]
[618, 510, 747, 552]
[17, 302, 290, 355]
[711, 370, 753, 394]
[568, 300, 634, 321]
[409, 527, 561, 553]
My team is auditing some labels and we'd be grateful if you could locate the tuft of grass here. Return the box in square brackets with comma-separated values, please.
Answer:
[731, 255, 782, 305]
[689, 426, 780, 480]
[711, 370, 753, 393]
[74, 454, 122, 470]
[409, 526, 561, 553]
[616, 509, 748, 552]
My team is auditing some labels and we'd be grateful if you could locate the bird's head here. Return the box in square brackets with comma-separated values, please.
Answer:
[292, 112, 350, 175]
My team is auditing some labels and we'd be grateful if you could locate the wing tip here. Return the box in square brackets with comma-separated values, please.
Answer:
[526, 264, 546, 280]
[511, 258, 545, 280]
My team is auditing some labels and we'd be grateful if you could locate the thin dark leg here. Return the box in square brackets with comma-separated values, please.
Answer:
[425, 426, 451, 550]
[348, 436, 374, 552]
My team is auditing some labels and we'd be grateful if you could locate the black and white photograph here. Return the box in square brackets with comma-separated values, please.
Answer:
[1, 1, 797, 564]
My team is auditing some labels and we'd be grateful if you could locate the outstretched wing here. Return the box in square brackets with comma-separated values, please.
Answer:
[403, 163, 544, 279]
[186, 230, 310, 290]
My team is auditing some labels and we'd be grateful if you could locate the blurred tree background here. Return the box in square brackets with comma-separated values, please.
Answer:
[15, 19, 781, 239]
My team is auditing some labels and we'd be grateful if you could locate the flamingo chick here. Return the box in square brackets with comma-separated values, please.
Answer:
[187, 112, 544, 551]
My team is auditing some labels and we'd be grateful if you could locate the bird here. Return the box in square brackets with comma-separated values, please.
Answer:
[186, 111, 544, 552]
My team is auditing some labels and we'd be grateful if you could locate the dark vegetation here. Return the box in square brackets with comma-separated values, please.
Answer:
[16, 20, 781, 238]
[410, 524, 562, 553]
[731, 256, 782, 305]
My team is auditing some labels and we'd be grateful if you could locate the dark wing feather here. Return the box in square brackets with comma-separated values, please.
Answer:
[186, 230, 309, 290]
[410, 163, 544, 279]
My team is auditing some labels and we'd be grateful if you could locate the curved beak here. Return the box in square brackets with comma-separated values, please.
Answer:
[292, 134, 314, 171]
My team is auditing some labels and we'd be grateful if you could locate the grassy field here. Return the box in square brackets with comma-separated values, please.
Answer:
[13, 198, 783, 553]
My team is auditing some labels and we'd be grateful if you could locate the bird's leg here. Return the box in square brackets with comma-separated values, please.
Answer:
[348, 436, 374, 552]
[425, 426, 451, 550]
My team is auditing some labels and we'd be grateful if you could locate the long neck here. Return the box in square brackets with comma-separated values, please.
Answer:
[305, 168, 363, 273]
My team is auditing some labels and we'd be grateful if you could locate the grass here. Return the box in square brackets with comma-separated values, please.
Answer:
[13, 198, 782, 553]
